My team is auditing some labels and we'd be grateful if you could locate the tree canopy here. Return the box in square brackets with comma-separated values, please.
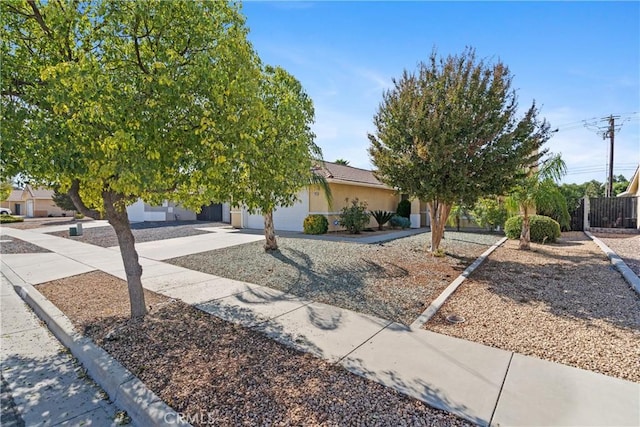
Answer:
[2, 0, 262, 317]
[369, 48, 551, 251]
[228, 65, 322, 250]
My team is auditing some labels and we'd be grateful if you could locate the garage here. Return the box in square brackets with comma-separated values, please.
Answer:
[246, 190, 309, 232]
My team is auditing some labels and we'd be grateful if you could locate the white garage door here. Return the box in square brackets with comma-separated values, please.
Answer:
[246, 190, 309, 232]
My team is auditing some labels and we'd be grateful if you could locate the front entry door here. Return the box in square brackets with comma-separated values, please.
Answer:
[26, 200, 34, 217]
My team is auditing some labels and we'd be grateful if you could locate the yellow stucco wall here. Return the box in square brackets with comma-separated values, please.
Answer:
[309, 182, 400, 231]
[34, 199, 73, 217]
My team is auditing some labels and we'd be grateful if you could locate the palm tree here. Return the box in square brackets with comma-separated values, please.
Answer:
[334, 159, 350, 166]
[507, 154, 567, 250]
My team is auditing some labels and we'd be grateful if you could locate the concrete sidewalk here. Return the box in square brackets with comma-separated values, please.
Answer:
[0, 273, 129, 426]
[1, 226, 639, 426]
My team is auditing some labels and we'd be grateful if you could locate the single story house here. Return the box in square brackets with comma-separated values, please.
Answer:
[126, 199, 230, 223]
[0, 185, 74, 217]
[231, 161, 429, 232]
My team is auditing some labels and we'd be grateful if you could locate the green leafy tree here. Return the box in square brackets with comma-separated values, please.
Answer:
[369, 48, 549, 252]
[612, 175, 629, 196]
[447, 203, 471, 231]
[0, 180, 12, 201]
[506, 154, 567, 250]
[471, 197, 507, 231]
[584, 180, 605, 198]
[334, 159, 350, 166]
[52, 189, 78, 212]
[536, 182, 571, 231]
[228, 65, 328, 251]
[2, 0, 261, 318]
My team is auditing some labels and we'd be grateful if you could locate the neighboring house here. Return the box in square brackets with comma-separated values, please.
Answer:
[0, 185, 74, 217]
[231, 161, 428, 232]
[617, 165, 639, 229]
[126, 199, 230, 223]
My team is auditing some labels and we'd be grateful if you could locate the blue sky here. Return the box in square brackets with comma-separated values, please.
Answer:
[242, 1, 640, 185]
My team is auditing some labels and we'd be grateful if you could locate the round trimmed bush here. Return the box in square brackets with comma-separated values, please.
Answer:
[505, 215, 561, 243]
[303, 214, 328, 235]
[390, 215, 410, 229]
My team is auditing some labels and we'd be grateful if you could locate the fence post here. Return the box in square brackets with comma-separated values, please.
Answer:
[583, 197, 590, 231]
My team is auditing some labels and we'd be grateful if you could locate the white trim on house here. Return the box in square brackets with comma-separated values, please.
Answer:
[325, 178, 392, 190]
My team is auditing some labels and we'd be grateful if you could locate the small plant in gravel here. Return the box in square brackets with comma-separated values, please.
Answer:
[0, 215, 24, 223]
[338, 198, 370, 234]
[505, 215, 560, 243]
[303, 214, 328, 234]
[396, 199, 411, 219]
[390, 215, 410, 229]
[371, 210, 394, 230]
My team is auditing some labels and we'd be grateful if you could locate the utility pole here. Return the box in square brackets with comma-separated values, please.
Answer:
[583, 114, 627, 197]
[604, 115, 615, 197]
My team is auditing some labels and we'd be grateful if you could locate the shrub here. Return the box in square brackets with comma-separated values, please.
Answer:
[390, 215, 410, 229]
[371, 210, 394, 230]
[504, 215, 561, 243]
[0, 215, 24, 223]
[303, 214, 328, 235]
[338, 198, 370, 234]
[74, 213, 85, 219]
[396, 199, 411, 219]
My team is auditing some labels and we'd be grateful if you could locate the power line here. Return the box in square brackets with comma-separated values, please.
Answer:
[582, 114, 636, 197]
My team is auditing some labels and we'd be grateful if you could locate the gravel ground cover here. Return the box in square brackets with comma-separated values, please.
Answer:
[167, 231, 502, 325]
[37, 271, 473, 427]
[425, 232, 640, 383]
[0, 217, 85, 230]
[592, 233, 640, 277]
[0, 234, 51, 254]
[48, 221, 224, 248]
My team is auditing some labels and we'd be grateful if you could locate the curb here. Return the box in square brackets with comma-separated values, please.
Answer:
[1, 263, 190, 427]
[585, 231, 640, 295]
[410, 237, 508, 329]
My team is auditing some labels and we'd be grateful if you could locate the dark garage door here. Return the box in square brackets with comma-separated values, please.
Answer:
[197, 203, 222, 221]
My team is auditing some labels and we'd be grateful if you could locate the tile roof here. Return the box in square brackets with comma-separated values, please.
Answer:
[25, 185, 55, 199]
[313, 161, 390, 188]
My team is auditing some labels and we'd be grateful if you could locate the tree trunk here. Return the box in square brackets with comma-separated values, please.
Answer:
[68, 179, 101, 219]
[519, 208, 531, 250]
[103, 190, 147, 318]
[427, 201, 452, 252]
[263, 210, 278, 251]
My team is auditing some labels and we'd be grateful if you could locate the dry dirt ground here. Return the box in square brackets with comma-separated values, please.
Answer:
[425, 232, 640, 383]
[37, 271, 472, 427]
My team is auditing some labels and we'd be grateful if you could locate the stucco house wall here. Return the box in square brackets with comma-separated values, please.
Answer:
[126, 199, 197, 222]
[310, 182, 400, 231]
[232, 161, 426, 233]
[1, 186, 74, 217]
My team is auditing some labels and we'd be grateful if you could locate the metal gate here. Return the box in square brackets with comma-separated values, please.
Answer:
[589, 197, 637, 229]
[197, 203, 222, 221]
[570, 199, 584, 231]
